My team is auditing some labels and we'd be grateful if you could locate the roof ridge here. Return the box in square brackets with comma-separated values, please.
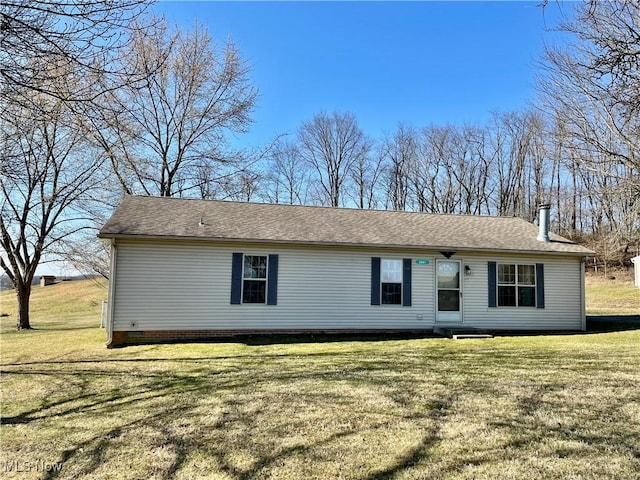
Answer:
[126, 195, 528, 221]
[100, 195, 593, 255]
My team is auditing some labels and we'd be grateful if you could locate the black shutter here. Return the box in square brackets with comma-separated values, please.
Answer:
[267, 254, 278, 305]
[402, 258, 412, 306]
[371, 257, 381, 305]
[230, 253, 243, 304]
[488, 261, 497, 307]
[536, 263, 545, 309]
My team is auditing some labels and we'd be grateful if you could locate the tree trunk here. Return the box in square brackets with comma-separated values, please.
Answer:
[16, 283, 32, 330]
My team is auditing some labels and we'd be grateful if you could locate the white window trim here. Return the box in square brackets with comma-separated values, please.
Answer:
[497, 263, 536, 308]
[381, 258, 403, 305]
[241, 254, 268, 304]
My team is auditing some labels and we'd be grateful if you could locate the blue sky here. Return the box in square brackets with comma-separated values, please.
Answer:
[155, 1, 569, 147]
[35, 1, 571, 276]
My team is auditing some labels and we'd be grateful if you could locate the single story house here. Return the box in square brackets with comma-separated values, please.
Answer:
[98, 196, 593, 347]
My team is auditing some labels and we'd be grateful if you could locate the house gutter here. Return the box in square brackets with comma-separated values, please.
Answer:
[580, 258, 587, 331]
[106, 238, 117, 347]
[97, 233, 594, 257]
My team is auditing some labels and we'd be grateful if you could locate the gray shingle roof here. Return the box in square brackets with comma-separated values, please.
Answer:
[98, 195, 593, 256]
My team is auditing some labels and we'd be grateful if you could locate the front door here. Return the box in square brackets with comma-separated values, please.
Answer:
[436, 260, 462, 323]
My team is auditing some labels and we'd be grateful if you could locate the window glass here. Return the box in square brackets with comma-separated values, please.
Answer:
[517, 264, 535, 285]
[518, 286, 536, 307]
[382, 283, 402, 305]
[244, 255, 267, 279]
[243, 255, 267, 303]
[381, 259, 402, 282]
[498, 264, 515, 284]
[438, 289, 460, 311]
[498, 286, 516, 307]
[497, 264, 536, 307]
[381, 259, 402, 305]
[243, 280, 266, 303]
[437, 261, 460, 289]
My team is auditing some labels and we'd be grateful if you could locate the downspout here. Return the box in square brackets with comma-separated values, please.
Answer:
[106, 238, 118, 347]
[580, 258, 586, 331]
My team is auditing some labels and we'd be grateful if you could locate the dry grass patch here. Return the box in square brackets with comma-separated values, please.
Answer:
[585, 272, 639, 315]
[1, 280, 639, 479]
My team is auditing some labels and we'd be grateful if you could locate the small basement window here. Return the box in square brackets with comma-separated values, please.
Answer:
[243, 255, 267, 303]
[497, 264, 536, 307]
[381, 259, 402, 305]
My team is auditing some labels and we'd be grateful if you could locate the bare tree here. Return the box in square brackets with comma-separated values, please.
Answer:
[88, 18, 257, 198]
[218, 168, 262, 202]
[538, 0, 640, 192]
[538, 0, 640, 264]
[410, 125, 453, 213]
[298, 111, 369, 207]
[485, 111, 548, 219]
[349, 142, 382, 209]
[0, 0, 153, 103]
[0, 89, 106, 329]
[380, 125, 417, 211]
[265, 138, 309, 205]
[447, 125, 493, 215]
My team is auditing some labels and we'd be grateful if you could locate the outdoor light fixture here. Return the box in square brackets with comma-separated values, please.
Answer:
[464, 265, 471, 276]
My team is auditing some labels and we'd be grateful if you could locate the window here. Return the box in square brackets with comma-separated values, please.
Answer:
[231, 253, 278, 305]
[371, 257, 411, 307]
[497, 264, 536, 307]
[243, 255, 267, 303]
[381, 259, 402, 305]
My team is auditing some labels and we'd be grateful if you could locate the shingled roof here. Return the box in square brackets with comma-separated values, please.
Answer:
[98, 196, 593, 256]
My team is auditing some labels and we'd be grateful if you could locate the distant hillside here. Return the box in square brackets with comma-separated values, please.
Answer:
[0, 278, 108, 328]
[0, 274, 103, 291]
[0, 275, 14, 291]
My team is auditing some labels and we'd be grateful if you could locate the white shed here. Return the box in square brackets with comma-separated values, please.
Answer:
[632, 256, 640, 288]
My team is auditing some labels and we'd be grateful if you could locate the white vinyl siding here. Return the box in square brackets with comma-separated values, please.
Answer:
[462, 254, 582, 330]
[111, 240, 584, 332]
[112, 242, 434, 331]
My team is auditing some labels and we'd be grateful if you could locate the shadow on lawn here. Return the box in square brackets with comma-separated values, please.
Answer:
[100, 318, 640, 349]
[1, 357, 452, 479]
[0, 348, 491, 478]
[111, 315, 639, 348]
[490, 381, 640, 469]
[586, 315, 640, 332]
[2, 332, 639, 479]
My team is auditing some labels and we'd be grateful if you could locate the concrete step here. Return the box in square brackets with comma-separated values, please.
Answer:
[434, 325, 492, 339]
[452, 334, 494, 340]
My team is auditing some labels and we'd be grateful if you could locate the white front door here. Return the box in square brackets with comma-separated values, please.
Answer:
[436, 259, 462, 323]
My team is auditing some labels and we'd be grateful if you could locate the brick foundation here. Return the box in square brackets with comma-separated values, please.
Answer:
[108, 328, 435, 348]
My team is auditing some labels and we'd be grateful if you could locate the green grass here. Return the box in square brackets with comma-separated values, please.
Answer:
[1, 280, 639, 479]
[585, 273, 639, 315]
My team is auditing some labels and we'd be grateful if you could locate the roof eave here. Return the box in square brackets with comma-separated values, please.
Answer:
[97, 232, 594, 257]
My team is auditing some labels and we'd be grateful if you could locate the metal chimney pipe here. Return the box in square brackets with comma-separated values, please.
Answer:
[537, 203, 550, 242]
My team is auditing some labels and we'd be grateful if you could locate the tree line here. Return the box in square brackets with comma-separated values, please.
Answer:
[1, 0, 638, 329]
[229, 109, 638, 273]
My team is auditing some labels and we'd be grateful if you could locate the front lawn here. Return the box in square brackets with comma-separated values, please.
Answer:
[1, 280, 639, 479]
